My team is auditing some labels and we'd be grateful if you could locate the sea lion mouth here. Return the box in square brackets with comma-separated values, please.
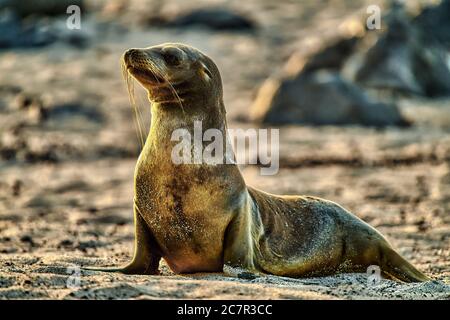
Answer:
[126, 66, 185, 105]
[127, 66, 167, 86]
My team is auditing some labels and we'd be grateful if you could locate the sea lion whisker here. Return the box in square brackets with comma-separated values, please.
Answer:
[166, 80, 186, 115]
[122, 59, 145, 148]
[147, 61, 186, 115]
[130, 74, 146, 148]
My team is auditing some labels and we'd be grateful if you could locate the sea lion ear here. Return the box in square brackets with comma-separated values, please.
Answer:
[199, 62, 212, 82]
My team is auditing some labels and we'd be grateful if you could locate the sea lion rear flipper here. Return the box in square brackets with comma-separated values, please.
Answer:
[83, 204, 161, 275]
[381, 247, 430, 283]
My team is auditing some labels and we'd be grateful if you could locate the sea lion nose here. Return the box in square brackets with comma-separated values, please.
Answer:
[123, 48, 143, 65]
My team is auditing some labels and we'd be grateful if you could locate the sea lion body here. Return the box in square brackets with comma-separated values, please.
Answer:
[229, 189, 388, 277]
[134, 130, 245, 273]
[84, 43, 429, 282]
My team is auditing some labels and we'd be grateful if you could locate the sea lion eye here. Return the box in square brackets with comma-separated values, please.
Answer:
[161, 47, 183, 66]
[162, 52, 180, 66]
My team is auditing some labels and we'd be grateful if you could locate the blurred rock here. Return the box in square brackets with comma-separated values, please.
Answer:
[251, 71, 407, 127]
[415, 0, 450, 49]
[152, 7, 256, 31]
[0, 2, 90, 48]
[298, 36, 360, 74]
[46, 103, 103, 124]
[0, 0, 84, 17]
[354, 4, 450, 97]
[0, 9, 21, 47]
[13, 93, 47, 123]
[11, 179, 23, 197]
[19, 234, 34, 245]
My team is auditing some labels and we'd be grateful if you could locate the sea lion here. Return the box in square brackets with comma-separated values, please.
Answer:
[84, 43, 429, 282]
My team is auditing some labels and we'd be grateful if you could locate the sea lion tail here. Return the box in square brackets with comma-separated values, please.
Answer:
[381, 247, 430, 282]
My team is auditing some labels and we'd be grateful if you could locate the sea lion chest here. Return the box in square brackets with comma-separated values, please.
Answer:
[134, 151, 238, 272]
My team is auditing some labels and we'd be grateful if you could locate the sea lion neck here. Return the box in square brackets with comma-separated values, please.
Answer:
[148, 97, 227, 138]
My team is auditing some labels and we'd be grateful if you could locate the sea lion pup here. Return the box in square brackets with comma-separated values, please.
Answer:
[84, 43, 429, 282]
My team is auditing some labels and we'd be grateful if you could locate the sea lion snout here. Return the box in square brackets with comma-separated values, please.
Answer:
[123, 48, 148, 68]
[122, 48, 167, 87]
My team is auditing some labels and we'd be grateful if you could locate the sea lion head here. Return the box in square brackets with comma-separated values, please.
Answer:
[122, 43, 223, 111]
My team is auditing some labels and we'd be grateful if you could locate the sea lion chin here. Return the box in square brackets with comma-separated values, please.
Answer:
[83, 43, 429, 283]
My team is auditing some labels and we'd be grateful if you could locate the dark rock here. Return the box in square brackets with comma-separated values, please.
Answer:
[0, 146, 16, 161]
[1, 0, 84, 17]
[24, 148, 58, 164]
[0, 84, 22, 95]
[251, 71, 407, 127]
[76, 240, 100, 252]
[237, 272, 257, 280]
[13, 93, 47, 122]
[1, 248, 17, 254]
[20, 235, 34, 245]
[97, 145, 136, 158]
[0, 127, 62, 163]
[156, 7, 256, 31]
[301, 36, 360, 74]
[58, 239, 73, 247]
[11, 179, 22, 197]
[0, 9, 21, 47]
[355, 4, 450, 97]
[415, 0, 450, 49]
[90, 215, 130, 226]
[0, 10, 58, 48]
[416, 218, 431, 232]
[13, 93, 35, 110]
[87, 207, 98, 214]
[0, 3, 90, 49]
[46, 103, 103, 123]
[54, 181, 90, 194]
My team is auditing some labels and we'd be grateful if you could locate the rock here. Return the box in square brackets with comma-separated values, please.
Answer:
[0, 10, 57, 48]
[354, 3, 450, 97]
[76, 240, 100, 252]
[158, 7, 256, 31]
[11, 179, 23, 197]
[0, 4, 90, 48]
[58, 239, 74, 247]
[13, 93, 47, 123]
[415, 0, 450, 49]
[0, 0, 84, 17]
[416, 218, 431, 233]
[251, 71, 407, 127]
[20, 235, 34, 245]
[0, 146, 16, 161]
[237, 272, 257, 280]
[0, 9, 21, 47]
[46, 103, 103, 123]
[299, 36, 360, 74]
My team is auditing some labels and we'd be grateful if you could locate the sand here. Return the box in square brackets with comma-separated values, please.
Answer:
[0, 0, 449, 299]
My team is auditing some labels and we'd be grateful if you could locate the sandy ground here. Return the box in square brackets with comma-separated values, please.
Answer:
[0, 0, 449, 299]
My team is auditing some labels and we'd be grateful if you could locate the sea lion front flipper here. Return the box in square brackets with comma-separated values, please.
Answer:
[83, 204, 161, 275]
